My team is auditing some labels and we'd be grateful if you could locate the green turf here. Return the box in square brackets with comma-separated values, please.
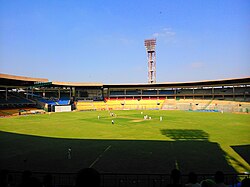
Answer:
[0, 110, 249, 174]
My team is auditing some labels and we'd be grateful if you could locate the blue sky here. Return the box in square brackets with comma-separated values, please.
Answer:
[1, 0, 249, 83]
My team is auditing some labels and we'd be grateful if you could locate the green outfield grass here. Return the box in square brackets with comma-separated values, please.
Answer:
[0, 110, 249, 174]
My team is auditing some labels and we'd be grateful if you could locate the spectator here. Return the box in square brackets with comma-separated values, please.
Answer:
[200, 179, 216, 187]
[167, 169, 183, 187]
[214, 171, 227, 187]
[185, 172, 201, 187]
[75, 168, 100, 187]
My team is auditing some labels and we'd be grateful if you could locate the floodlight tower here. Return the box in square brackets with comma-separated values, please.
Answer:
[144, 39, 156, 83]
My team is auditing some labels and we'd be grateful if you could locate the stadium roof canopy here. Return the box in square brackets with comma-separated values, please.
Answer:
[0, 73, 48, 88]
[0, 73, 249, 89]
[50, 81, 103, 88]
[104, 77, 250, 89]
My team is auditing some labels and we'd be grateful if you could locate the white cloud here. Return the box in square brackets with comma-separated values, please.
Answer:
[190, 62, 204, 69]
[162, 28, 176, 36]
[152, 27, 176, 43]
[152, 32, 160, 38]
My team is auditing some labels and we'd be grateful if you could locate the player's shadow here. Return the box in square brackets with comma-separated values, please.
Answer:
[160, 129, 209, 141]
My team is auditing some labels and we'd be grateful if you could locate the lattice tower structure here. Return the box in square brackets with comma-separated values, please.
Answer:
[144, 39, 156, 83]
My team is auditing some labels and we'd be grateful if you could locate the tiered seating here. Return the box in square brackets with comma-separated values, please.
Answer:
[177, 89, 193, 94]
[76, 98, 250, 112]
[122, 99, 139, 110]
[76, 101, 95, 110]
[159, 90, 174, 95]
[161, 99, 177, 110]
[37, 97, 70, 106]
[126, 91, 140, 95]
[194, 89, 212, 95]
[105, 99, 123, 110]
[75, 98, 166, 111]
[142, 90, 157, 95]
[211, 100, 239, 112]
[57, 97, 70, 105]
[110, 91, 125, 96]
[93, 101, 107, 110]
[0, 108, 21, 116]
[38, 98, 57, 105]
[162, 99, 214, 110]
[0, 93, 35, 108]
[161, 98, 250, 113]
[235, 87, 250, 94]
[0, 107, 44, 116]
[138, 99, 164, 110]
[76, 101, 107, 111]
[105, 98, 165, 110]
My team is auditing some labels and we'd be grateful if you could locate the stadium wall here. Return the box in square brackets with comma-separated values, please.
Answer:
[54, 105, 72, 112]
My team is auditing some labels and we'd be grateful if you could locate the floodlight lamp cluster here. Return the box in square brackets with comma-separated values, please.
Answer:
[144, 39, 156, 52]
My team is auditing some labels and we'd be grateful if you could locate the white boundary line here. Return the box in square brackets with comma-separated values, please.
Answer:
[89, 145, 111, 168]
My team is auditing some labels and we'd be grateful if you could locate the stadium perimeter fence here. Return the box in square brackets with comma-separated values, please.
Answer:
[5, 171, 249, 187]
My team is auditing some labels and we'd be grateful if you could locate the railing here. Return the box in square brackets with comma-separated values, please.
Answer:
[5, 171, 249, 187]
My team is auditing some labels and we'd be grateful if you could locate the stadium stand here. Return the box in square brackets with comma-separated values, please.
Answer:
[76, 98, 166, 111]
[0, 108, 45, 116]
[57, 97, 70, 105]
[37, 98, 57, 105]
[142, 90, 157, 95]
[0, 92, 36, 110]
[160, 98, 250, 113]
[0, 74, 249, 113]
[126, 90, 140, 95]
[2, 170, 249, 187]
[159, 90, 174, 95]
[109, 90, 125, 96]
[77, 100, 95, 110]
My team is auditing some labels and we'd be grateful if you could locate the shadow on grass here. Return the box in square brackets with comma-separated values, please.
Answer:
[231, 145, 250, 165]
[160, 129, 209, 141]
[0, 130, 235, 174]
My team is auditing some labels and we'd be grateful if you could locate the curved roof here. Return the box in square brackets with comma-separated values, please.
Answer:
[0, 73, 249, 88]
[104, 77, 250, 88]
[51, 81, 103, 87]
[0, 73, 48, 87]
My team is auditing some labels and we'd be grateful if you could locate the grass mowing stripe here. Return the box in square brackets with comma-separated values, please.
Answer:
[89, 145, 112, 168]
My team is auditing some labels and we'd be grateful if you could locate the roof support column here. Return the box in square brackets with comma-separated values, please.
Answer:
[72, 87, 76, 97]
[58, 88, 60, 99]
[233, 86, 235, 101]
[5, 87, 7, 101]
[101, 87, 104, 100]
[212, 87, 214, 99]
[193, 88, 194, 100]
[108, 88, 110, 99]
[244, 85, 246, 101]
